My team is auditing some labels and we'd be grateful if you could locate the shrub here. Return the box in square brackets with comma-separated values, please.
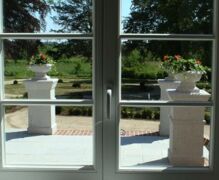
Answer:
[121, 107, 129, 118]
[133, 111, 142, 119]
[72, 82, 81, 88]
[142, 109, 153, 119]
[58, 79, 64, 83]
[205, 112, 211, 125]
[13, 80, 18, 85]
[70, 108, 82, 116]
[23, 92, 28, 98]
[87, 107, 92, 116]
[55, 106, 62, 115]
[153, 111, 160, 120]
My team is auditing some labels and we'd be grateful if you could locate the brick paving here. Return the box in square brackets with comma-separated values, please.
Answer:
[55, 129, 160, 137]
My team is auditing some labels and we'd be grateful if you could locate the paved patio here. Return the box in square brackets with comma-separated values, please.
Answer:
[5, 129, 209, 167]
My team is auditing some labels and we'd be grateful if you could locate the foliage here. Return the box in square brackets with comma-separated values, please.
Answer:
[122, 0, 213, 66]
[52, 0, 92, 33]
[5, 56, 92, 79]
[123, 0, 212, 34]
[121, 107, 160, 120]
[4, 0, 50, 32]
[51, 0, 92, 59]
[122, 49, 165, 79]
[5, 60, 33, 78]
[4, 0, 51, 60]
[161, 55, 210, 74]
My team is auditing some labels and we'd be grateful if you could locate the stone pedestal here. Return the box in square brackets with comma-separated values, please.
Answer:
[167, 89, 210, 166]
[24, 79, 58, 135]
[158, 79, 180, 136]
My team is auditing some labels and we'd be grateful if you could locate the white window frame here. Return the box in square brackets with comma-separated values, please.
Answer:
[0, 0, 104, 180]
[0, 0, 219, 180]
[102, 0, 219, 180]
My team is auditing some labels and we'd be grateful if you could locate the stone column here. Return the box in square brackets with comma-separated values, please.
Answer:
[24, 79, 58, 135]
[167, 89, 210, 166]
[158, 79, 180, 136]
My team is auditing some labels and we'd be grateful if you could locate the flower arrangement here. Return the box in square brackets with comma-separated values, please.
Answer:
[30, 53, 54, 65]
[161, 55, 209, 74]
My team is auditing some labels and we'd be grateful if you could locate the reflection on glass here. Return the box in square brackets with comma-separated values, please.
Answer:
[4, 105, 93, 166]
[121, 40, 212, 100]
[119, 106, 211, 169]
[4, 0, 93, 33]
[120, 0, 213, 34]
[4, 39, 92, 99]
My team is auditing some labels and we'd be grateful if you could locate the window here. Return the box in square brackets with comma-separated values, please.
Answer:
[0, 0, 219, 180]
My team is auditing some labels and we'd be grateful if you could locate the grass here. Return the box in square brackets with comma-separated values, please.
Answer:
[5, 57, 92, 79]
[5, 79, 92, 99]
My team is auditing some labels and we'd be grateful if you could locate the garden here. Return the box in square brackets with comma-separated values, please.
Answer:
[4, 41, 212, 124]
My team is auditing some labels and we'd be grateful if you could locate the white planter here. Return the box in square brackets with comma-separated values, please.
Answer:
[30, 64, 52, 80]
[175, 71, 202, 93]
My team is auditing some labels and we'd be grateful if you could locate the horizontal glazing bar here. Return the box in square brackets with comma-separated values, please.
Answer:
[120, 33, 215, 41]
[120, 100, 213, 107]
[0, 99, 93, 106]
[0, 33, 93, 40]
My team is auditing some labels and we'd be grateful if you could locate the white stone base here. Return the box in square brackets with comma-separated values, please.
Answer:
[168, 149, 204, 166]
[158, 79, 180, 136]
[28, 126, 57, 135]
[24, 78, 58, 135]
[167, 89, 210, 166]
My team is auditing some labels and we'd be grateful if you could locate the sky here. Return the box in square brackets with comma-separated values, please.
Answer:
[45, 0, 132, 32]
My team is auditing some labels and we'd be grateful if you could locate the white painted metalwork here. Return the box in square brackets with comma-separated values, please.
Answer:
[120, 33, 214, 41]
[120, 100, 213, 107]
[0, 0, 219, 179]
[0, 33, 93, 40]
[0, 0, 103, 180]
[0, 99, 93, 106]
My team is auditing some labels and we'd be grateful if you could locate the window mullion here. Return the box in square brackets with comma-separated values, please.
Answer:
[120, 34, 214, 41]
[0, 33, 93, 40]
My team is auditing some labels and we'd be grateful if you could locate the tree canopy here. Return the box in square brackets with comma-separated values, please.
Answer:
[123, 0, 213, 34]
[52, 0, 92, 33]
[122, 0, 213, 65]
[4, 0, 51, 60]
[50, 0, 92, 59]
[4, 0, 50, 32]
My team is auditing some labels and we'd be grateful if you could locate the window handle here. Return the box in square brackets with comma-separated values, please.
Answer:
[107, 89, 112, 120]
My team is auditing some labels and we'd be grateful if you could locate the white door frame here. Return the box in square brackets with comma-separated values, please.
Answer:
[0, 0, 103, 180]
[0, 0, 219, 180]
[102, 0, 219, 180]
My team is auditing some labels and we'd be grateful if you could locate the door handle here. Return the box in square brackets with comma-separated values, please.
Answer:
[107, 89, 112, 120]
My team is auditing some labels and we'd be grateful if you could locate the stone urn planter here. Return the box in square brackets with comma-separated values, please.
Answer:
[30, 64, 52, 80]
[174, 71, 202, 93]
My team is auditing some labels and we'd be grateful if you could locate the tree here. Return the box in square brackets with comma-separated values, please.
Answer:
[4, 0, 50, 32]
[52, 0, 92, 59]
[123, 0, 212, 34]
[122, 0, 213, 65]
[4, 0, 50, 60]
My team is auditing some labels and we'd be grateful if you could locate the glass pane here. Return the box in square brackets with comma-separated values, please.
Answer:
[121, 40, 212, 101]
[121, 0, 213, 34]
[4, 0, 93, 33]
[4, 39, 93, 100]
[4, 105, 94, 166]
[119, 106, 211, 169]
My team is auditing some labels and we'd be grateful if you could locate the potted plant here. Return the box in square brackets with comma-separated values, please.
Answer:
[29, 53, 55, 80]
[161, 55, 209, 92]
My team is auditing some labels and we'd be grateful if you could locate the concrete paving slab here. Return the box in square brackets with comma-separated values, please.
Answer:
[5, 131, 209, 168]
